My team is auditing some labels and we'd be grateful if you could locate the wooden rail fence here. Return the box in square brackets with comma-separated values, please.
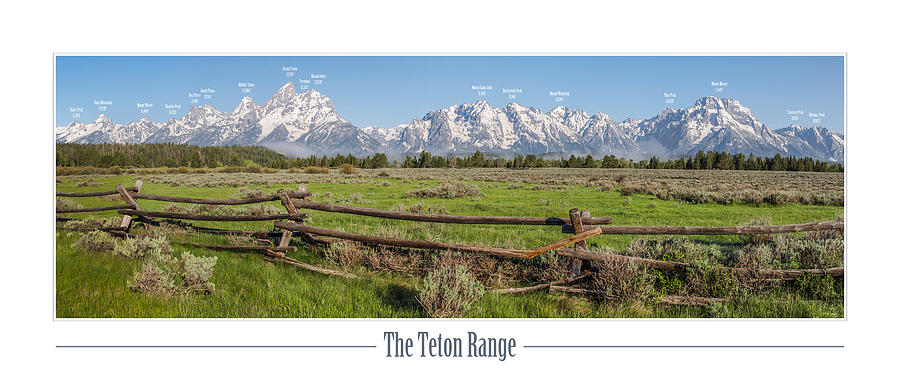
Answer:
[57, 180, 845, 305]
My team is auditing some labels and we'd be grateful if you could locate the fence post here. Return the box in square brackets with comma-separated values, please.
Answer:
[278, 230, 293, 249]
[115, 180, 142, 233]
[578, 210, 592, 271]
[567, 208, 592, 277]
[276, 185, 306, 252]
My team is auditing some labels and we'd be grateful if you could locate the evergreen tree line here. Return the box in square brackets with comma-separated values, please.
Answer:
[56, 144, 842, 172]
[399, 151, 842, 172]
[56, 143, 289, 168]
[56, 143, 391, 170]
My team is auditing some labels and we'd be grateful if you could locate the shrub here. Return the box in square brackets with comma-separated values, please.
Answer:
[56, 198, 83, 211]
[305, 166, 330, 174]
[224, 234, 260, 246]
[59, 217, 120, 231]
[114, 236, 170, 258]
[734, 234, 843, 272]
[75, 180, 100, 187]
[418, 260, 485, 318]
[180, 252, 218, 293]
[129, 248, 180, 296]
[683, 262, 740, 298]
[129, 248, 217, 296]
[76, 230, 116, 252]
[705, 301, 730, 318]
[773, 234, 844, 269]
[794, 273, 840, 300]
[155, 222, 191, 238]
[742, 216, 774, 244]
[377, 171, 390, 177]
[586, 257, 653, 302]
[405, 182, 484, 199]
[344, 192, 374, 205]
[324, 241, 366, 270]
[626, 237, 723, 265]
[230, 187, 270, 199]
[339, 163, 356, 174]
[396, 202, 448, 215]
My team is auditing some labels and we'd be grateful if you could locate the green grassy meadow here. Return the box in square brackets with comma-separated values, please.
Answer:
[55, 169, 844, 318]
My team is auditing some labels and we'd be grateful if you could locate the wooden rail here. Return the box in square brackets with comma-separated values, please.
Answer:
[291, 199, 613, 225]
[58, 182, 312, 254]
[275, 221, 604, 259]
[56, 186, 137, 197]
[562, 221, 843, 235]
[132, 191, 310, 205]
[174, 241, 293, 253]
[275, 221, 532, 258]
[56, 205, 131, 213]
[161, 223, 282, 238]
[557, 248, 844, 279]
[117, 209, 307, 222]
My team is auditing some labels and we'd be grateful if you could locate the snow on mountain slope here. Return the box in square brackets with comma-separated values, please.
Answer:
[55, 83, 844, 161]
[56, 114, 121, 144]
[775, 124, 845, 162]
[630, 97, 797, 157]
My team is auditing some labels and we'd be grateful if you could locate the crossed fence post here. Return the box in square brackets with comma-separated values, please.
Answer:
[567, 208, 593, 278]
[112, 180, 142, 236]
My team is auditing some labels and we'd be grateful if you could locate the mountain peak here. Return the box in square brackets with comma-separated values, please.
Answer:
[466, 99, 493, 113]
[274, 81, 297, 101]
[93, 113, 115, 125]
[278, 81, 295, 92]
[298, 88, 328, 101]
[505, 102, 532, 113]
[233, 96, 260, 115]
[549, 106, 572, 116]
[693, 96, 743, 109]
[694, 96, 724, 108]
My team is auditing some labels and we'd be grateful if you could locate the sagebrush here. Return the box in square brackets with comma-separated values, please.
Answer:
[417, 258, 485, 318]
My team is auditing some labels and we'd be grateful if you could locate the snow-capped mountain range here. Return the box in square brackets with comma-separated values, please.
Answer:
[56, 82, 845, 162]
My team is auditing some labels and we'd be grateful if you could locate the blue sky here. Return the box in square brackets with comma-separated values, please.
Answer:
[55, 55, 845, 132]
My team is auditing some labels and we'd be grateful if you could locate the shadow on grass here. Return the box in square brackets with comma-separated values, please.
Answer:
[378, 283, 423, 315]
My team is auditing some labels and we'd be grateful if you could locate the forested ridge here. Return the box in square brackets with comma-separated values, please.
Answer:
[56, 143, 843, 172]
